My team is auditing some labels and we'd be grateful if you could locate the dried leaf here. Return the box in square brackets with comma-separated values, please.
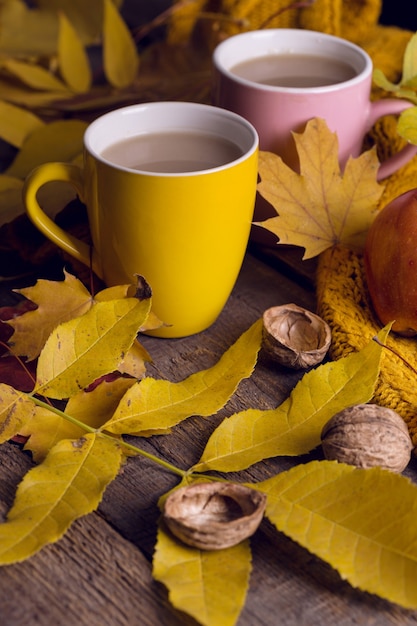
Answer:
[258, 460, 417, 610]
[103, 319, 263, 436]
[57, 12, 92, 93]
[0, 100, 44, 148]
[102, 0, 140, 89]
[0, 385, 36, 443]
[5, 119, 87, 179]
[256, 118, 383, 259]
[0, 433, 123, 565]
[7, 271, 93, 362]
[20, 377, 135, 462]
[193, 325, 389, 473]
[34, 297, 152, 399]
[153, 523, 251, 626]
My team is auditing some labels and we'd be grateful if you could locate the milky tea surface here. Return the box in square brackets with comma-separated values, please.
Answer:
[101, 130, 244, 173]
[231, 53, 357, 88]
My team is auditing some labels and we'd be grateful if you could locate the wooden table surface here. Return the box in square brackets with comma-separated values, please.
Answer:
[1, 237, 417, 626]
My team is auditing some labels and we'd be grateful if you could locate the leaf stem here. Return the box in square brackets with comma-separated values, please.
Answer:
[29, 395, 186, 478]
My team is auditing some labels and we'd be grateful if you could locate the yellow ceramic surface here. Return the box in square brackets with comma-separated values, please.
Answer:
[23, 102, 258, 338]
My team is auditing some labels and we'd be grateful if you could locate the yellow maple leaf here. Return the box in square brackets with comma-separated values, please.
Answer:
[256, 118, 384, 259]
[7, 270, 93, 361]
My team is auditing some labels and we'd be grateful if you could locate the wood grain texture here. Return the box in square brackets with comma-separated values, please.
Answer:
[1, 252, 417, 625]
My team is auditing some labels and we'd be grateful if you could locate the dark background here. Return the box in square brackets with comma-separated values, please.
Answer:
[123, 1, 417, 34]
[379, 1, 417, 31]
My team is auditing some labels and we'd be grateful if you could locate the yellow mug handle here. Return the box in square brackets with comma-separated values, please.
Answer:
[23, 162, 102, 278]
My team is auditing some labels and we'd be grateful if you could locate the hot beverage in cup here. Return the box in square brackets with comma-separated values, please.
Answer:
[213, 29, 417, 179]
[23, 102, 259, 338]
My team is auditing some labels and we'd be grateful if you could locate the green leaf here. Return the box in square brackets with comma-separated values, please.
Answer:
[0, 433, 123, 565]
[153, 524, 251, 626]
[193, 325, 389, 473]
[397, 106, 417, 145]
[34, 297, 152, 399]
[5, 119, 87, 179]
[258, 460, 417, 610]
[103, 319, 263, 436]
[102, 0, 140, 89]
[57, 12, 92, 93]
[0, 385, 36, 443]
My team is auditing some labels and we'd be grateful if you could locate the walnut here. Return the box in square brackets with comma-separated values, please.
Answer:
[262, 303, 331, 369]
[162, 482, 267, 550]
[321, 403, 414, 472]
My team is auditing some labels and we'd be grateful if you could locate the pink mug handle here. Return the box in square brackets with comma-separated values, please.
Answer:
[368, 99, 417, 180]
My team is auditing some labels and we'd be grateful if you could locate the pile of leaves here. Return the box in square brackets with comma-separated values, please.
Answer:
[0, 116, 417, 626]
[4, 249, 417, 626]
[3, 3, 417, 625]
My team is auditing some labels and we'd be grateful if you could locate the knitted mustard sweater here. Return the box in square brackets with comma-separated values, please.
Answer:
[171, 0, 417, 442]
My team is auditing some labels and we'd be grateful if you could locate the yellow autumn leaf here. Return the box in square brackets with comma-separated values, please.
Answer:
[0, 172, 77, 226]
[0, 0, 58, 56]
[153, 524, 251, 626]
[398, 106, 417, 144]
[18, 404, 85, 464]
[0, 385, 36, 443]
[20, 377, 135, 462]
[0, 100, 44, 148]
[5, 119, 87, 179]
[37, 0, 123, 44]
[402, 31, 417, 84]
[7, 271, 93, 361]
[103, 318, 263, 436]
[57, 12, 92, 93]
[89, 280, 153, 376]
[194, 325, 389, 473]
[0, 77, 73, 109]
[0, 58, 69, 93]
[0, 433, 123, 565]
[35, 297, 152, 399]
[373, 31, 417, 101]
[258, 460, 417, 610]
[118, 339, 150, 379]
[256, 118, 383, 259]
[102, 0, 140, 89]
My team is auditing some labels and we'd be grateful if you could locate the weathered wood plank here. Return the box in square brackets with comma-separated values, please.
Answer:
[1, 252, 417, 626]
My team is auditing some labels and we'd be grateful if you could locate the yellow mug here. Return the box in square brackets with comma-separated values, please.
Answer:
[23, 102, 259, 338]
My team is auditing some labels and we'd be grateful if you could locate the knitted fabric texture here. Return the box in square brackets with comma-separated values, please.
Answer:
[168, 0, 382, 46]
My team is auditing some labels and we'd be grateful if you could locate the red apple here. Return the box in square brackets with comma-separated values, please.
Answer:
[364, 188, 417, 336]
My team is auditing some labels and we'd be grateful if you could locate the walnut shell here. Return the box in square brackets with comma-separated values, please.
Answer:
[163, 482, 267, 550]
[321, 403, 414, 472]
[262, 303, 331, 369]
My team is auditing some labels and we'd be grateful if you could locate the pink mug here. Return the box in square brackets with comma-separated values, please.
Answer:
[212, 29, 417, 181]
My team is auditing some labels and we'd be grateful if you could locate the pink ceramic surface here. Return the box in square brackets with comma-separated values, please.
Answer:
[213, 29, 417, 180]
